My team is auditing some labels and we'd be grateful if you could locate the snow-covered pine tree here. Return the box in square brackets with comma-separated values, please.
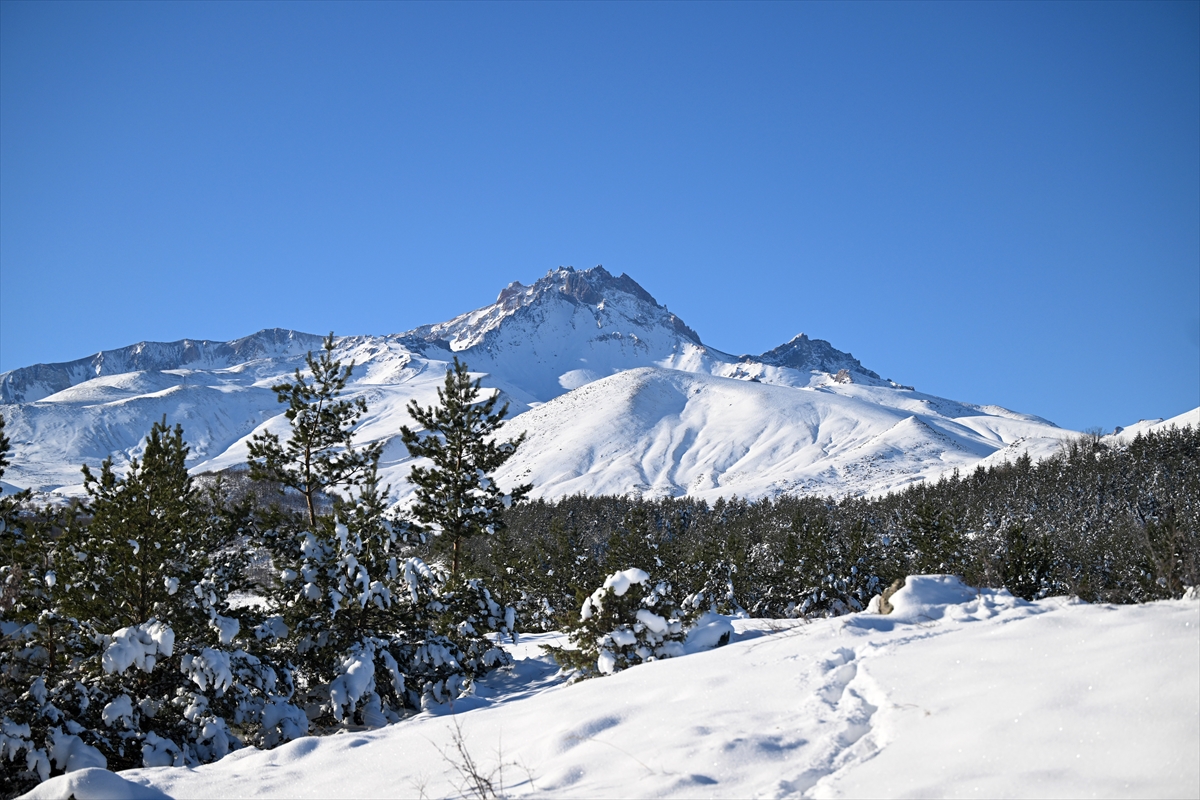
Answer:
[494, 517, 594, 632]
[0, 412, 75, 796]
[0, 412, 9, 479]
[748, 528, 809, 617]
[546, 567, 685, 679]
[0, 411, 34, 618]
[1, 420, 300, 795]
[400, 358, 531, 574]
[255, 461, 510, 726]
[247, 346, 516, 728]
[785, 512, 884, 618]
[904, 499, 967, 576]
[675, 520, 746, 619]
[997, 522, 1053, 601]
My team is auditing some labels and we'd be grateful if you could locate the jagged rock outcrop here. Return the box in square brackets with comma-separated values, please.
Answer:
[753, 333, 880, 380]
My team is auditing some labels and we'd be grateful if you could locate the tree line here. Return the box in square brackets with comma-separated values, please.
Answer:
[472, 425, 1198, 629]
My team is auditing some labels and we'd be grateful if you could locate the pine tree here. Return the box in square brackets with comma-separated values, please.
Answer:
[905, 499, 965, 575]
[999, 522, 1052, 600]
[0, 412, 33, 617]
[0, 412, 10, 479]
[63, 420, 210, 633]
[253, 457, 518, 726]
[400, 358, 531, 574]
[245, 347, 519, 726]
[1, 420, 297, 792]
[546, 567, 685, 679]
[248, 333, 381, 528]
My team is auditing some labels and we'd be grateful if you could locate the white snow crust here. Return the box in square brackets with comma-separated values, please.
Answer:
[26, 579, 1198, 800]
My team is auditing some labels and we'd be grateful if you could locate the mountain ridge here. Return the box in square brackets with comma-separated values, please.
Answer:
[1, 266, 1088, 500]
[2, 267, 869, 403]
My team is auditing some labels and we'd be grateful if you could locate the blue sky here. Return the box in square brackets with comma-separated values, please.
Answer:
[1, 1, 1197, 432]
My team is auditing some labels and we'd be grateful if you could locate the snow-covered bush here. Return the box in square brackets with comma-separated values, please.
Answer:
[547, 568, 685, 679]
[681, 558, 744, 618]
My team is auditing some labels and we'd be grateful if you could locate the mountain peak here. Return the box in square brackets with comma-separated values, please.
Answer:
[412, 266, 701, 351]
[752, 333, 880, 379]
[499, 266, 660, 309]
[545, 265, 659, 307]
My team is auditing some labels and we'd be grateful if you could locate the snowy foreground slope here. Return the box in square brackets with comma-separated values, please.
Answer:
[0, 266, 1103, 502]
[26, 577, 1200, 800]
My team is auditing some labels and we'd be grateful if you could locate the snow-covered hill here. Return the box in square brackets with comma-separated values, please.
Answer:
[24, 578, 1200, 799]
[0, 265, 1123, 500]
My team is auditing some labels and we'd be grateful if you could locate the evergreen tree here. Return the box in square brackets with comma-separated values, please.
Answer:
[400, 358, 530, 573]
[997, 522, 1053, 601]
[245, 344, 517, 727]
[0, 412, 33, 618]
[1, 420, 297, 794]
[63, 420, 211, 632]
[546, 567, 685, 679]
[248, 333, 381, 528]
[0, 412, 10, 478]
[904, 499, 965, 575]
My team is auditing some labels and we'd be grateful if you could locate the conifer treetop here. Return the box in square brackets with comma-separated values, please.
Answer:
[400, 357, 531, 573]
[247, 333, 382, 528]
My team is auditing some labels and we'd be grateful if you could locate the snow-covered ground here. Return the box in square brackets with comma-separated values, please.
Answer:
[1107, 407, 1200, 445]
[26, 577, 1200, 799]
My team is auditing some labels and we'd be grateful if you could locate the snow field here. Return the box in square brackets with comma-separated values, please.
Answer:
[492, 368, 1077, 502]
[27, 578, 1199, 799]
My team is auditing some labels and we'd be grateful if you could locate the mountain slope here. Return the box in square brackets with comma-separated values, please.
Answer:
[492, 367, 1072, 501]
[1, 266, 1076, 500]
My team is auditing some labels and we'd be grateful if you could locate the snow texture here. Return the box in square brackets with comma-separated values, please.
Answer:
[603, 568, 649, 598]
[48, 732, 106, 773]
[21, 767, 170, 799]
[328, 649, 377, 723]
[180, 649, 233, 694]
[682, 611, 735, 654]
[32, 578, 1195, 800]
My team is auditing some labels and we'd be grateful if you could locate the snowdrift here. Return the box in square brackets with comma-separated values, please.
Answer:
[24, 577, 1200, 799]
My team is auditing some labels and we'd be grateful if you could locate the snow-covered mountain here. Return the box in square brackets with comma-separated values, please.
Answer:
[2, 266, 1081, 500]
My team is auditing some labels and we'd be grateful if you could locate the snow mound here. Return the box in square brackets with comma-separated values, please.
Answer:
[886, 574, 1007, 621]
[21, 767, 171, 800]
[682, 611, 735, 653]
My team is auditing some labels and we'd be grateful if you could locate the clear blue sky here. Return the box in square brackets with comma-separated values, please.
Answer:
[2, 1, 1197, 432]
